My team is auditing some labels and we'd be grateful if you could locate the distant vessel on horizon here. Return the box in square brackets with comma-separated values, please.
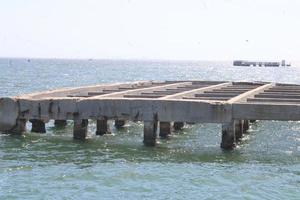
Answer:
[233, 60, 291, 67]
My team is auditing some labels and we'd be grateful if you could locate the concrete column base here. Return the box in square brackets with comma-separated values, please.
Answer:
[96, 119, 111, 135]
[221, 121, 236, 150]
[114, 119, 126, 129]
[54, 120, 67, 127]
[243, 120, 249, 132]
[173, 122, 184, 130]
[143, 120, 158, 146]
[159, 122, 171, 138]
[73, 119, 88, 140]
[10, 119, 27, 135]
[235, 120, 243, 141]
[29, 119, 46, 133]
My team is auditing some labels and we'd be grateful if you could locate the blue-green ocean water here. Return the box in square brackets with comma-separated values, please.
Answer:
[0, 58, 300, 199]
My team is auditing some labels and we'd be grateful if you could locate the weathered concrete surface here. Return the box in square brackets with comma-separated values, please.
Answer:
[76, 99, 232, 123]
[0, 98, 19, 132]
[233, 103, 300, 120]
[144, 117, 158, 146]
[221, 121, 236, 149]
[3, 80, 300, 149]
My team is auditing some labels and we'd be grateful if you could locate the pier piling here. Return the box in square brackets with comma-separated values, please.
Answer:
[143, 120, 158, 146]
[96, 119, 110, 135]
[159, 122, 171, 138]
[221, 121, 235, 149]
[10, 119, 26, 135]
[235, 120, 243, 141]
[73, 119, 88, 140]
[243, 120, 249, 132]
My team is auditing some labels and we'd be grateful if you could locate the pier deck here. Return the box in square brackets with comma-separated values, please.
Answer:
[1, 80, 300, 149]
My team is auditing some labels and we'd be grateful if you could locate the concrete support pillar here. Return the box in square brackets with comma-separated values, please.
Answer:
[96, 119, 110, 135]
[54, 120, 67, 127]
[221, 120, 236, 150]
[173, 122, 184, 130]
[114, 119, 126, 129]
[10, 119, 27, 135]
[243, 120, 249, 132]
[159, 122, 171, 138]
[235, 120, 243, 141]
[73, 119, 88, 140]
[29, 119, 46, 133]
[143, 120, 158, 146]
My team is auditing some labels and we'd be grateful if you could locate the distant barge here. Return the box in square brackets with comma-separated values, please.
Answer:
[233, 60, 291, 67]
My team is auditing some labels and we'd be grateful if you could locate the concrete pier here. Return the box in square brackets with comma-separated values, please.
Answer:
[96, 119, 110, 135]
[30, 119, 46, 133]
[234, 120, 243, 141]
[243, 120, 249, 132]
[173, 122, 184, 130]
[2, 80, 300, 150]
[221, 121, 235, 149]
[143, 120, 158, 146]
[159, 122, 171, 138]
[73, 119, 88, 140]
[10, 119, 26, 135]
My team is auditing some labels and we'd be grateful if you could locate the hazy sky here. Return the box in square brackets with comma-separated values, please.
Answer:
[0, 0, 299, 60]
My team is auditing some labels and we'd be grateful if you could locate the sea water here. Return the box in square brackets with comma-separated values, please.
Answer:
[0, 58, 299, 199]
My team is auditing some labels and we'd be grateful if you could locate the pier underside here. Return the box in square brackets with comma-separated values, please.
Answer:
[1, 80, 300, 149]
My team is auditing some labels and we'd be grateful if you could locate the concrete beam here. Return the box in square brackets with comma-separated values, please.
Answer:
[90, 82, 193, 99]
[160, 82, 231, 99]
[227, 83, 274, 103]
[233, 103, 300, 121]
[20, 81, 154, 99]
[77, 99, 232, 123]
